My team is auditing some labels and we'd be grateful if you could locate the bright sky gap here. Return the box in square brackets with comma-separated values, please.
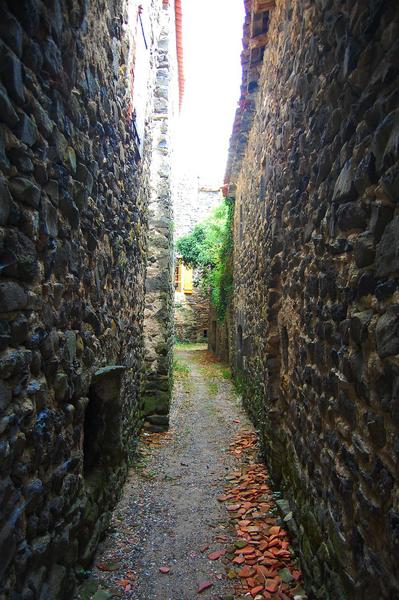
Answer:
[176, 0, 245, 186]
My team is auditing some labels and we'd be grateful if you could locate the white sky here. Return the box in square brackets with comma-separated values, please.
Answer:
[176, 0, 245, 187]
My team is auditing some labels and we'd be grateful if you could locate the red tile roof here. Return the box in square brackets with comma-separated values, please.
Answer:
[175, 0, 185, 111]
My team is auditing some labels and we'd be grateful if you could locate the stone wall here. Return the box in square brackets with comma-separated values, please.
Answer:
[175, 281, 209, 343]
[227, 0, 399, 598]
[142, 0, 179, 432]
[175, 174, 221, 237]
[0, 0, 164, 597]
[208, 305, 231, 363]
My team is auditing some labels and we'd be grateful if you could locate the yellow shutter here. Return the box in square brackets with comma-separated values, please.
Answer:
[183, 265, 193, 294]
[175, 261, 183, 292]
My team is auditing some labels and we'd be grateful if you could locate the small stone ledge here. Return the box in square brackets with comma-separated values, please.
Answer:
[93, 365, 127, 381]
[144, 413, 170, 432]
[91, 365, 127, 404]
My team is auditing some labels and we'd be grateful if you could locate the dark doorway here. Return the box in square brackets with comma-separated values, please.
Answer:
[83, 385, 102, 477]
[82, 365, 126, 479]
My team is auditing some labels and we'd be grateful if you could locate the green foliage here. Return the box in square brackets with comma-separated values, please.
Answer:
[173, 357, 190, 377]
[208, 381, 218, 395]
[176, 201, 228, 268]
[221, 367, 231, 380]
[176, 197, 234, 320]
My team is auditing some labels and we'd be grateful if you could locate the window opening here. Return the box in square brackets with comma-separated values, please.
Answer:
[175, 260, 183, 292]
[83, 385, 102, 477]
[183, 264, 193, 294]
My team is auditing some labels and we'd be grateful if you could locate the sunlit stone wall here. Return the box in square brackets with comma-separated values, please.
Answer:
[0, 0, 166, 596]
[228, 1, 399, 598]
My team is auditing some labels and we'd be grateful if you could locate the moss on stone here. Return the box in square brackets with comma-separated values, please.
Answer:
[142, 394, 170, 416]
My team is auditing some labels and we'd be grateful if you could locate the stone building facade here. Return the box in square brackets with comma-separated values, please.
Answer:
[174, 260, 210, 343]
[225, 0, 399, 598]
[142, 0, 182, 431]
[174, 174, 221, 343]
[175, 174, 221, 237]
[0, 0, 180, 597]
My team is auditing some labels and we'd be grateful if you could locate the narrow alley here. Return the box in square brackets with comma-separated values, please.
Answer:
[1, 1, 399, 598]
[77, 346, 304, 600]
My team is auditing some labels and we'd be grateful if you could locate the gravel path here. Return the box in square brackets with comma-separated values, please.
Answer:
[78, 345, 251, 600]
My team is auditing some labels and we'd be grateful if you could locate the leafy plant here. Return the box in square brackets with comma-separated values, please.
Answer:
[221, 367, 231, 379]
[176, 197, 234, 320]
[173, 358, 190, 378]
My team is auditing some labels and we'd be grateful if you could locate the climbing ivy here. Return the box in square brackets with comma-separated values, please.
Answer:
[176, 197, 234, 320]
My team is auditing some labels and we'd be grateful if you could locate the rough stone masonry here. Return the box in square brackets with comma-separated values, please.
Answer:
[0, 0, 179, 597]
[225, 0, 399, 598]
[142, 0, 180, 432]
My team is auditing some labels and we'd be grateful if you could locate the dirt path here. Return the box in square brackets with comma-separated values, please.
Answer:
[79, 345, 250, 600]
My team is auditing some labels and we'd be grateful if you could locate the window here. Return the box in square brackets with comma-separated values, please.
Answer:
[83, 385, 101, 477]
[183, 265, 193, 294]
[252, 9, 270, 37]
[83, 366, 125, 479]
[175, 263, 182, 292]
[175, 260, 193, 294]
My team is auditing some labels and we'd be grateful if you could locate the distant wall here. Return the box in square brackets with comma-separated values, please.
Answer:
[175, 281, 209, 343]
[208, 306, 230, 364]
[0, 0, 163, 596]
[228, 0, 399, 598]
[174, 175, 221, 237]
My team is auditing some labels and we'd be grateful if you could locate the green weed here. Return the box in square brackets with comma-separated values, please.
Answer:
[174, 341, 207, 351]
[208, 381, 218, 395]
[143, 468, 158, 479]
[173, 357, 190, 377]
[221, 367, 231, 379]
